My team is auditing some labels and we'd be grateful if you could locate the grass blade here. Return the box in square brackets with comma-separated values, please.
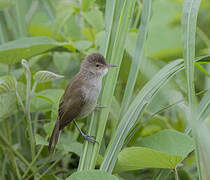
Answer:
[15, 0, 27, 37]
[89, 0, 136, 169]
[196, 90, 210, 179]
[78, 0, 136, 170]
[78, 0, 117, 171]
[100, 59, 184, 173]
[182, 0, 202, 179]
[120, 0, 152, 117]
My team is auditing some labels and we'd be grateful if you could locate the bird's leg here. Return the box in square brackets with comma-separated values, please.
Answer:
[73, 120, 97, 143]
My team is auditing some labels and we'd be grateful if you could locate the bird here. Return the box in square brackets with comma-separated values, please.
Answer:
[48, 53, 117, 153]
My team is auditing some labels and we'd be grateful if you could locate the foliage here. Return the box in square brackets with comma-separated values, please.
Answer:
[0, 0, 209, 179]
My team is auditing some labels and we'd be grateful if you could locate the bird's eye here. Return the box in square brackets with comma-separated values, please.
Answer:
[96, 64, 100, 67]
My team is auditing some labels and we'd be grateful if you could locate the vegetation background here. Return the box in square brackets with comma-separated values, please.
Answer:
[0, 0, 209, 179]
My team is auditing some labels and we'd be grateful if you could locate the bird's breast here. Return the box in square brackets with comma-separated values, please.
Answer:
[78, 80, 101, 118]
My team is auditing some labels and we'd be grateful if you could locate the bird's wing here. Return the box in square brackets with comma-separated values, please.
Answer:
[58, 81, 86, 130]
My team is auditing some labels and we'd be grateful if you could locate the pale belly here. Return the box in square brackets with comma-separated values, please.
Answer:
[78, 86, 100, 118]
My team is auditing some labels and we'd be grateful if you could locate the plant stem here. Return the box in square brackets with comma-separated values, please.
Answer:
[0, 133, 34, 171]
[22, 60, 36, 162]
[22, 134, 50, 179]
[174, 167, 179, 180]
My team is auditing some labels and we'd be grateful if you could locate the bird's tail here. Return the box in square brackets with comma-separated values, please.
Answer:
[48, 120, 60, 154]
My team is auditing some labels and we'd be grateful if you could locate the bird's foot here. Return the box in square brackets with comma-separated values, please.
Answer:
[82, 134, 98, 144]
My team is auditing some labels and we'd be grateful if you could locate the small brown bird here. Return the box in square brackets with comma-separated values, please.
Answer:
[48, 53, 117, 153]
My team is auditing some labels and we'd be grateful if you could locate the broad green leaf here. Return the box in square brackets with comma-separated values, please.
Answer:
[82, 9, 104, 31]
[31, 89, 64, 112]
[114, 147, 182, 172]
[67, 170, 118, 180]
[53, 52, 71, 73]
[81, 0, 95, 11]
[136, 129, 194, 159]
[0, 76, 16, 94]
[34, 71, 64, 83]
[53, 7, 74, 35]
[0, 37, 60, 65]
[57, 138, 83, 156]
[35, 133, 82, 156]
[82, 28, 97, 42]
[73, 40, 92, 51]
[64, 16, 81, 41]
[35, 89, 64, 104]
[0, 92, 17, 120]
[145, 0, 182, 59]
[95, 31, 105, 48]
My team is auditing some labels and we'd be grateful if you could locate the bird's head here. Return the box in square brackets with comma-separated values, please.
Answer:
[81, 53, 117, 76]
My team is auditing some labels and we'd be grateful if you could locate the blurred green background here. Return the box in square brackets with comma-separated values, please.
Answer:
[0, 0, 209, 179]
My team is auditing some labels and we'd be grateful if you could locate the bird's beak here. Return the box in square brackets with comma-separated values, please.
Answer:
[106, 64, 118, 68]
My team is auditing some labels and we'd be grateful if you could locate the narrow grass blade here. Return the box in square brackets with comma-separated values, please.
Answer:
[195, 90, 210, 179]
[78, 0, 136, 171]
[89, 0, 136, 169]
[182, 0, 202, 179]
[0, 12, 8, 44]
[100, 59, 184, 173]
[120, 0, 152, 117]
[15, 0, 27, 37]
[78, 0, 117, 171]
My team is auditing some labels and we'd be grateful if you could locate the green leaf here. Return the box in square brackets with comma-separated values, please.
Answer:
[145, 0, 182, 60]
[35, 134, 48, 146]
[35, 89, 64, 104]
[67, 170, 118, 180]
[0, 76, 16, 94]
[114, 147, 182, 172]
[136, 129, 194, 159]
[0, 37, 59, 65]
[34, 71, 64, 83]
[53, 52, 71, 73]
[182, 0, 202, 179]
[57, 139, 83, 156]
[0, 92, 17, 120]
[100, 59, 184, 172]
[79, 0, 137, 171]
[195, 55, 210, 63]
[120, 0, 152, 117]
[53, 7, 74, 35]
[82, 9, 104, 31]
[73, 40, 92, 51]
[81, 0, 95, 11]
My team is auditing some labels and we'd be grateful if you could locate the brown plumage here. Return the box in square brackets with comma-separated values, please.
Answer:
[48, 53, 116, 153]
